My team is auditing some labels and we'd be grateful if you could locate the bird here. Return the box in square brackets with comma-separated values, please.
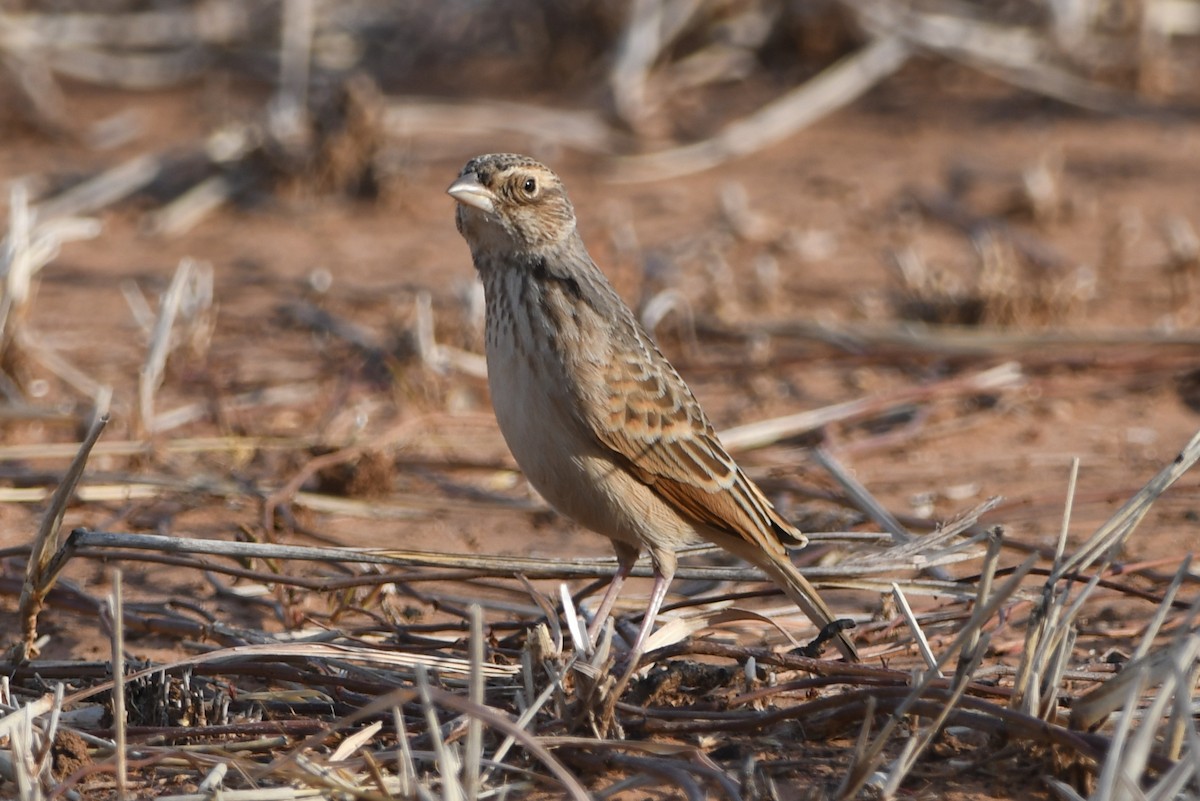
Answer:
[447, 153, 857, 663]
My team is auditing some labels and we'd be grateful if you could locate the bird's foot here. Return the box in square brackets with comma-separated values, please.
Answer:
[789, 618, 857, 659]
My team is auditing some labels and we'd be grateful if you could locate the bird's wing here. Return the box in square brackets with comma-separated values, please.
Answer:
[576, 314, 857, 661]
[580, 316, 806, 556]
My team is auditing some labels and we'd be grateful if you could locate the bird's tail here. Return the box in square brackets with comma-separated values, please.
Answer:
[756, 551, 859, 662]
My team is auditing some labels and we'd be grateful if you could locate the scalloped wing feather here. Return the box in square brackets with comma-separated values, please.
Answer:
[587, 320, 807, 555]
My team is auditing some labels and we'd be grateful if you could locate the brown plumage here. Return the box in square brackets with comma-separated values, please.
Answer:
[448, 153, 857, 662]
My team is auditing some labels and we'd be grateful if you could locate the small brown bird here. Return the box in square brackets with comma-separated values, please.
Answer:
[448, 153, 857, 662]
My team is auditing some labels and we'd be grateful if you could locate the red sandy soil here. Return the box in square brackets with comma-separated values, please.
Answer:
[0, 63, 1197, 798]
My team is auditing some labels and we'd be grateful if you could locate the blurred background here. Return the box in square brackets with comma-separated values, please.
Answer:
[1, 0, 1199, 654]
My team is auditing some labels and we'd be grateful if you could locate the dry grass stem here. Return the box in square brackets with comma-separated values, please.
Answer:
[37, 154, 160, 221]
[136, 257, 213, 437]
[143, 175, 237, 238]
[382, 100, 616, 155]
[614, 35, 912, 181]
[1, 183, 102, 393]
[889, 582, 938, 673]
[106, 568, 128, 800]
[810, 446, 929, 559]
[0, 434, 318, 463]
[719, 362, 1023, 450]
[1059, 429, 1200, 578]
[14, 411, 108, 663]
[465, 603, 484, 801]
[414, 291, 488, 378]
[955, 527, 1003, 686]
[852, 1, 1146, 114]
[746, 319, 1200, 356]
[55, 525, 995, 617]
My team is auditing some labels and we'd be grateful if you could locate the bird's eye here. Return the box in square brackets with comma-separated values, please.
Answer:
[522, 177, 537, 195]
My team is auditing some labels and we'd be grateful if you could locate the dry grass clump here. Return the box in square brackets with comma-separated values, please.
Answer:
[887, 232, 1096, 328]
[0, 431, 1196, 799]
[885, 153, 1099, 330]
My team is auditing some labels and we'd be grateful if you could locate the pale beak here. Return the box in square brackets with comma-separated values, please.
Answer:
[447, 172, 497, 215]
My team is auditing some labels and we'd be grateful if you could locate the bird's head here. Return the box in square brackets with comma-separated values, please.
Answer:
[447, 154, 578, 256]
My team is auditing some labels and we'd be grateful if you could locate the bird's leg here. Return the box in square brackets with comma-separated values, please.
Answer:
[628, 569, 672, 658]
[625, 547, 677, 661]
[586, 543, 639, 648]
[599, 565, 675, 735]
